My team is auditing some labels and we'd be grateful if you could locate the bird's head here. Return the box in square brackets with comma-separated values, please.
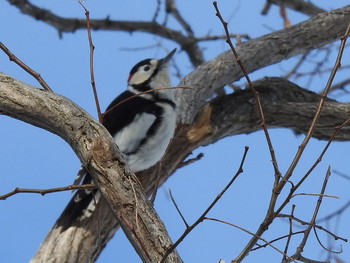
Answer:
[127, 49, 176, 97]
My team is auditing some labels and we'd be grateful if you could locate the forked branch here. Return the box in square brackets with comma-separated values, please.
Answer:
[160, 147, 249, 263]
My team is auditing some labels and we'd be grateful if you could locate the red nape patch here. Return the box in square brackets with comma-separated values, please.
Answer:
[127, 74, 132, 82]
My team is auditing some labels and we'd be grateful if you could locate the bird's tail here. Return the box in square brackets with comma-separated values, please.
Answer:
[57, 171, 101, 229]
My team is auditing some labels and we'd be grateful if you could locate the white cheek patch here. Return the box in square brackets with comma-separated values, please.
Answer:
[130, 71, 151, 85]
[129, 60, 158, 86]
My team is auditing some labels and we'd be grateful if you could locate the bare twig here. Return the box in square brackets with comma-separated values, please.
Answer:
[313, 227, 343, 254]
[204, 217, 296, 262]
[177, 153, 204, 169]
[282, 204, 295, 263]
[252, 230, 304, 251]
[230, 17, 350, 263]
[291, 255, 329, 263]
[0, 184, 96, 200]
[330, 78, 350, 93]
[160, 146, 249, 263]
[290, 167, 332, 260]
[277, 214, 347, 242]
[152, 0, 162, 22]
[291, 193, 338, 199]
[165, 0, 194, 37]
[317, 199, 350, 222]
[102, 86, 192, 118]
[78, 1, 103, 123]
[283, 53, 309, 79]
[0, 42, 53, 92]
[332, 169, 350, 180]
[169, 189, 189, 228]
[279, 6, 291, 28]
[194, 34, 250, 42]
[279, 22, 350, 194]
[213, 1, 281, 180]
[275, 116, 350, 217]
[7, 0, 204, 66]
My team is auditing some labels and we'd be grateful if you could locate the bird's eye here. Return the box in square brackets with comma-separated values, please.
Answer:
[144, 65, 150, 71]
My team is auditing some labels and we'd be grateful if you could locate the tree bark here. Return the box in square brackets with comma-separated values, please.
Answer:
[0, 73, 182, 263]
[176, 5, 350, 122]
[1, 4, 350, 263]
[2, 72, 350, 262]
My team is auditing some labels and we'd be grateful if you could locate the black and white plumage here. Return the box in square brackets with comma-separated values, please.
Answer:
[62, 49, 177, 223]
[103, 49, 177, 172]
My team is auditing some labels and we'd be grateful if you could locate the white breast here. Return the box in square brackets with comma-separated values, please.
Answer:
[114, 113, 156, 154]
[118, 102, 176, 172]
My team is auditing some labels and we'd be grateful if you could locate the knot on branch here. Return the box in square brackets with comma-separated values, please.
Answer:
[187, 103, 214, 143]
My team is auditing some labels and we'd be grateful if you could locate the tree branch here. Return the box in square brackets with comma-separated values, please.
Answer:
[176, 5, 350, 123]
[0, 73, 182, 263]
[262, 0, 326, 17]
[2, 66, 350, 261]
[0, 184, 96, 200]
[2, 4, 350, 262]
[6, 0, 204, 66]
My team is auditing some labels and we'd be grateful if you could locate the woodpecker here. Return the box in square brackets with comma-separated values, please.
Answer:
[63, 49, 177, 222]
[103, 48, 177, 172]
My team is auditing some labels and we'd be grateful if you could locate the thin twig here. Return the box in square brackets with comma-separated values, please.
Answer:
[252, 230, 304, 251]
[213, 2, 282, 262]
[213, 1, 281, 180]
[291, 255, 329, 263]
[0, 184, 96, 200]
[329, 77, 350, 93]
[230, 16, 350, 263]
[102, 86, 192, 118]
[291, 193, 338, 199]
[274, 116, 350, 217]
[194, 34, 250, 42]
[292, 167, 332, 259]
[282, 204, 295, 263]
[152, 0, 162, 22]
[165, 0, 194, 37]
[317, 198, 350, 222]
[283, 52, 309, 79]
[0, 42, 53, 92]
[277, 214, 347, 242]
[313, 227, 343, 254]
[204, 217, 296, 262]
[278, 22, 350, 193]
[160, 146, 249, 263]
[332, 169, 350, 180]
[176, 153, 204, 169]
[169, 189, 189, 228]
[78, 1, 103, 123]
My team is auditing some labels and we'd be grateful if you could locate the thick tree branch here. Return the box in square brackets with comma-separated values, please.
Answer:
[176, 5, 350, 123]
[2, 4, 350, 263]
[2, 71, 350, 261]
[6, 0, 204, 66]
[205, 77, 350, 144]
[262, 0, 326, 17]
[0, 73, 182, 263]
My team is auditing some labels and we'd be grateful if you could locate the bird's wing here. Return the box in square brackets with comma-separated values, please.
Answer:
[65, 91, 161, 225]
[103, 91, 160, 154]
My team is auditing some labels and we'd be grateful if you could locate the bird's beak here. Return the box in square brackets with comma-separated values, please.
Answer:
[160, 48, 177, 65]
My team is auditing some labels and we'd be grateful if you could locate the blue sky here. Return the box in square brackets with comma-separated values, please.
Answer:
[0, 1, 350, 262]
